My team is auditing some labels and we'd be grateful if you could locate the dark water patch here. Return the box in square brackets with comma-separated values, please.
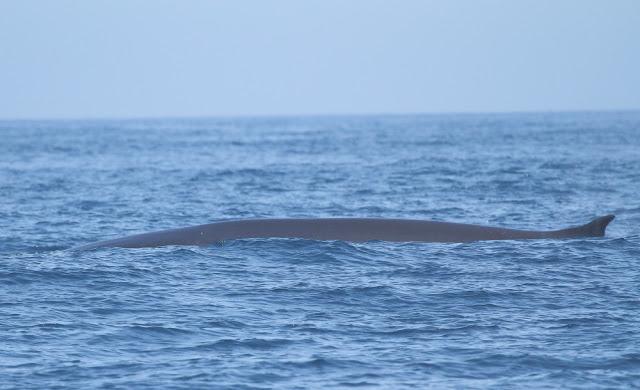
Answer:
[188, 338, 295, 352]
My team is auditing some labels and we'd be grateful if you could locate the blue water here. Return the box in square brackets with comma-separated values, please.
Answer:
[1, 112, 640, 388]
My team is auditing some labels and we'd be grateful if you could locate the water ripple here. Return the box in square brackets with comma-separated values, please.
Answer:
[1, 113, 639, 388]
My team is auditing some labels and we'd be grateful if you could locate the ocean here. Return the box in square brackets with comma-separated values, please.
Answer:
[1, 112, 639, 388]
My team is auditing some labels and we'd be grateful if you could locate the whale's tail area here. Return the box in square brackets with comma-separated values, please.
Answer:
[581, 214, 615, 237]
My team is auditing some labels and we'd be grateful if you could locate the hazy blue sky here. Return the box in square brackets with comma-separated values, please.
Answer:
[1, 0, 639, 119]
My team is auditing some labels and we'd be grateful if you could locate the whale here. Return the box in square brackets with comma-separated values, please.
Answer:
[75, 214, 615, 250]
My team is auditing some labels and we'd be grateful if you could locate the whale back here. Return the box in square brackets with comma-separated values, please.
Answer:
[75, 215, 616, 250]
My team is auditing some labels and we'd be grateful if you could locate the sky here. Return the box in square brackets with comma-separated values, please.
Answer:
[0, 0, 639, 119]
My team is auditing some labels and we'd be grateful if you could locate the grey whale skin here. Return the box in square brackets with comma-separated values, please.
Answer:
[76, 215, 615, 250]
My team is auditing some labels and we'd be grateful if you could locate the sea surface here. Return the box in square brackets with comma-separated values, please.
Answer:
[1, 112, 639, 389]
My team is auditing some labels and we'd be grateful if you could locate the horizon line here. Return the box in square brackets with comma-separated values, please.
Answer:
[1, 107, 639, 122]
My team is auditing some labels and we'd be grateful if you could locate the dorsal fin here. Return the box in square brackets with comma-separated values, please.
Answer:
[582, 215, 615, 237]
